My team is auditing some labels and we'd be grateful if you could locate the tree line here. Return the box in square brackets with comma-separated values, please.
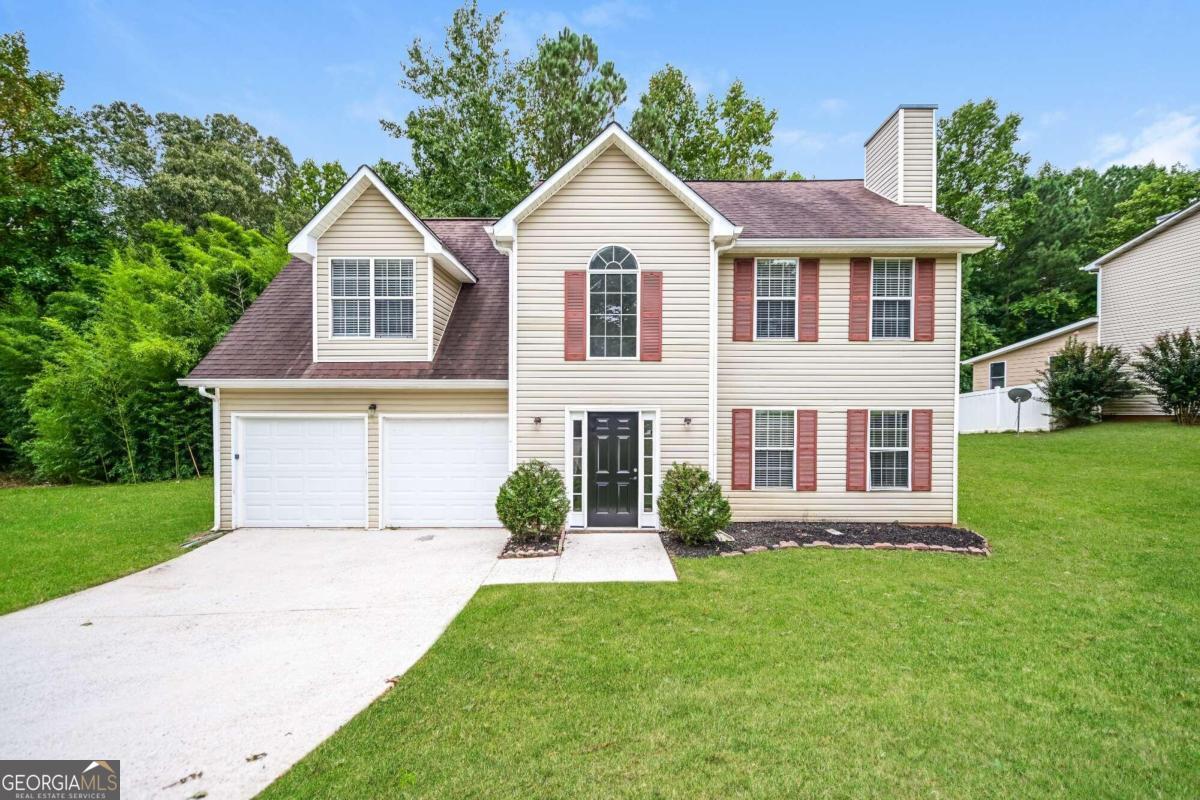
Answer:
[2, 2, 1198, 482]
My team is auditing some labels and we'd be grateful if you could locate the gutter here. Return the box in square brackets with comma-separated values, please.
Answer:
[177, 378, 508, 390]
[728, 237, 995, 254]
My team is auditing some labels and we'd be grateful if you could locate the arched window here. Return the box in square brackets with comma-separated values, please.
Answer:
[588, 245, 638, 358]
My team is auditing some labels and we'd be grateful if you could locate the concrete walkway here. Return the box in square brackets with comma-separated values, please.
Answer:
[0, 527, 507, 800]
[484, 532, 676, 585]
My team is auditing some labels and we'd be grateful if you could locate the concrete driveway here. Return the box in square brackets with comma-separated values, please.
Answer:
[0, 527, 507, 799]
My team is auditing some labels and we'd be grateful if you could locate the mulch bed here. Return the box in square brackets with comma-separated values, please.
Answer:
[499, 531, 565, 559]
[660, 521, 989, 559]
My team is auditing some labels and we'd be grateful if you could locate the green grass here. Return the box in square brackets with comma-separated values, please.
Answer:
[261, 423, 1200, 799]
[0, 478, 212, 614]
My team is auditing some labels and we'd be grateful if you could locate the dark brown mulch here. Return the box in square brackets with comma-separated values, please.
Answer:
[499, 531, 564, 559]
[660, 520, 989, 558]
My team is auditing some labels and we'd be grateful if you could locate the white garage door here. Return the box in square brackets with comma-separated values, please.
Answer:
[237, 416, 367, 528]
[382, 416, 508, 527]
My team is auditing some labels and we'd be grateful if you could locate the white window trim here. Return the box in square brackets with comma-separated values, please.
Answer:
[868, 257, 915, 341]
[751, 408, 797, 491]
[752, 257, 799, 341]
[329, 256, 417, 340]
[564, 407, 660, 529]
[989, 361, 1007, 390]
[586, 245, 641, 361]
[866, 408, 912, 492]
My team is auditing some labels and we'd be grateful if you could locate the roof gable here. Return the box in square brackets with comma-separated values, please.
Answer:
[488, 123, 739, 244]
[1084, 198, 1200, 271]
[288, 165, 477, 283]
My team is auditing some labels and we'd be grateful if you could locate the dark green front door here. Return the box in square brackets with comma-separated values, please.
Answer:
[587, 411, 639, 527]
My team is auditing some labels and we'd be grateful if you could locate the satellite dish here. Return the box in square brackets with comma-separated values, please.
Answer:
[1007, 387, 1033, 434]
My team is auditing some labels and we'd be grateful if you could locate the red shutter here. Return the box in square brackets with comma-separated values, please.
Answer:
[732, 409, 752, 490]
[914, 257, 936, 341]
[640, 271, 662, 361]
[733, 258, 754, 341]
[564, 271, 586, 361]
[798, 259, 819, 342]
[911, 409, 933, 491]
[846, 409, 867, 491]
[849, 258, 871, 341]
[795, 409, 817, 491]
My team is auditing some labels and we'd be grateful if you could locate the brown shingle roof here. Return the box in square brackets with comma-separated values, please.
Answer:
[186, 181, 985, 383]
[689, 179, 983, 239]
[186, 218, 506, 382]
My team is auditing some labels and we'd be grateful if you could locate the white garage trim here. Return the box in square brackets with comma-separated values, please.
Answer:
[378, 413, 509, 528]
[231, 413, 369, 529]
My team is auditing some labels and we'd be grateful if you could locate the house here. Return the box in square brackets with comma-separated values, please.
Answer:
[180, 104, 993, 531]
[1083, 199, 1200, 417]
[963, 317, 1098, 391]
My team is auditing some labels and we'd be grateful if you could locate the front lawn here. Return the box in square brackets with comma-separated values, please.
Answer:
[0, 478, 212, 614]
[263, 423, 1200, 799]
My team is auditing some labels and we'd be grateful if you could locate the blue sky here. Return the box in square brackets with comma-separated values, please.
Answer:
[4, 0, 1198, 178]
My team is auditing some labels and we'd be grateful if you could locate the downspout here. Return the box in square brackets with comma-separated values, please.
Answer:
[710, 234, 740, 475]
[197, 386, 221, 531]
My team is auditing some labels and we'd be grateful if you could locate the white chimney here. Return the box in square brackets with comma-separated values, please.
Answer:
[864, 104, 937, 210]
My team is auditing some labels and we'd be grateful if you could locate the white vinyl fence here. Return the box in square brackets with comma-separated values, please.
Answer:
[958, 383, 1053, 433]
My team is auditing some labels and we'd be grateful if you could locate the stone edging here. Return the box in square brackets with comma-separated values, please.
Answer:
[718, 539, 991, 558]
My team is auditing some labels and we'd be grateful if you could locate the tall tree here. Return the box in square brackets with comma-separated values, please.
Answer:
[0, 32, 108, 307]
[279, 158, 348, 232]
[630, 65, 795, 180]
[84, 102, 297, 236]
[381, 1, 529, 217]
[515, 28, 626, 178]
[1092, 166, 1200, 253]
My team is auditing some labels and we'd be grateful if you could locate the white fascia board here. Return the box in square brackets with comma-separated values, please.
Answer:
[178, 378, 507, 390]
[961, 317, 1098, 365]
[490, 123, 738, 242]
[287, 165, 477, 284]
[730, 237, 995, 255]
[1082, 198, 1200, 272]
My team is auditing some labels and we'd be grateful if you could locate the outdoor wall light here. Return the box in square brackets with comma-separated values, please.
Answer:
[367, 403, 377, 418]
[683, 417, 693, 426]
[533, 416, 542, 426]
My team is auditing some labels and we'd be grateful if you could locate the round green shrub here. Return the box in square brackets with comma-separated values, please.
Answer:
[657, 462, 731, 545]
[495, 459, 570, 542]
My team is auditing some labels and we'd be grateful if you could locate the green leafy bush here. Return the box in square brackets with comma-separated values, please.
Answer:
[657, 462, 731, 545]
[1037, 337, 1137, 428]
[1134, 328, 1200, 425]
[495, 460, 569, 542]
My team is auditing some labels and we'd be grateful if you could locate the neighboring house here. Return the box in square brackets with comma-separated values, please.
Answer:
[1084, 199, 1200, 417]
[181, 104, 992, 531]
[963, 317, 1098, 391]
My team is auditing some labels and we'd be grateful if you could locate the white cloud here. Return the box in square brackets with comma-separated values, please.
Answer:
[1101, 111, 1200, 167]
[579, 0, 649, 29]
[819, 98, 847, 115]
[775, 128, 832, 153]
[503, 10, 571, 58]
[1038, 109, 1068, 127]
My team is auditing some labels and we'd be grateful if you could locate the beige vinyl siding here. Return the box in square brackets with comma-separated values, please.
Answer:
[514, 144, 711, 474]
[717, 255, 959, 523]
[217, 389, 506, 528]
[900, 107, 936, 209]
[1100, 210, 1200, 415]
[432, 263, 461, 355]
[864, 112, 899, 203]
[971, 322, 1096, 391]
[315, 185, 429, 361]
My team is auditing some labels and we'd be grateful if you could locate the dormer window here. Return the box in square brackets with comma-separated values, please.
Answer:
[588, 245, 638, 358]
[331, 257, 414, 338]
